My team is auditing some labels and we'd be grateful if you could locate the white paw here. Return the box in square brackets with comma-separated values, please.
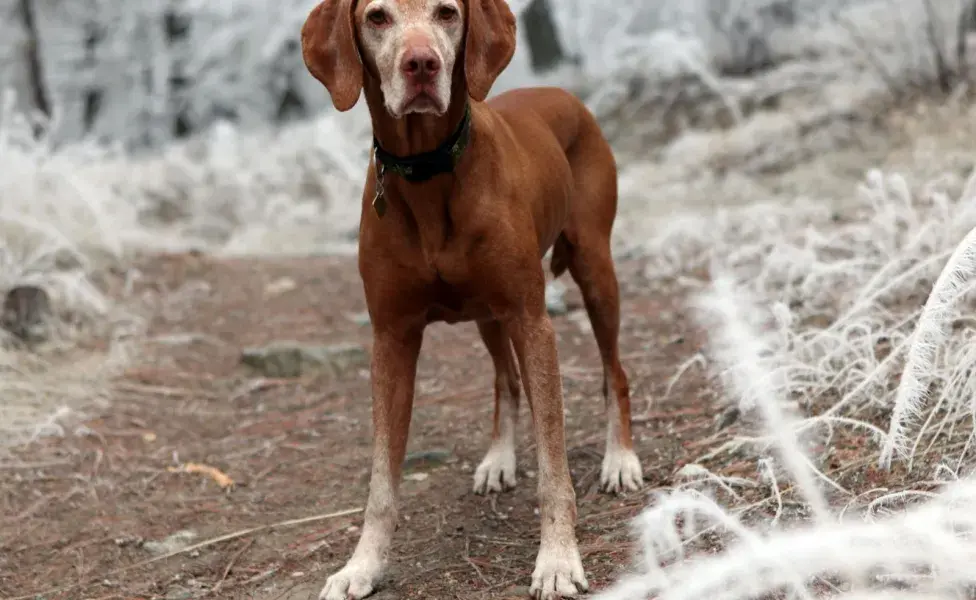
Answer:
[472, 445, 517, 494]
[530, 542, 588, 599]
[319, 556, 384, 600]
[600, 446, 643, 494]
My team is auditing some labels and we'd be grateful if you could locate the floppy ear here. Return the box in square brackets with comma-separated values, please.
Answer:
[463, 0, 517, 102]
[301, 0, 363, 111]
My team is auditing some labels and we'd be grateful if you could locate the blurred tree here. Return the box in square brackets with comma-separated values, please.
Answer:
[163, 3, 192, 137]
[17, 0, 50, 119]
[522, 0, 567, 73]
[706, 0, 796, 76]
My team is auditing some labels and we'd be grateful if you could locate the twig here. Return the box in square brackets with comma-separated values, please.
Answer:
[464, 537, 491, 587]
[210, 538, 254, 595]
[0, 459, 72, 470]
[9, 506, 363, 600]
[112, 380, 222, 399]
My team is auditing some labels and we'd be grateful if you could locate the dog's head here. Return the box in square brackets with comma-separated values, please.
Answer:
[301, 0, 516, 118]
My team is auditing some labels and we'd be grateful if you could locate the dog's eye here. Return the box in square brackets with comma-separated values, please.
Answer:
[436, 5, 458, 21]
[366, 9, 390, 26]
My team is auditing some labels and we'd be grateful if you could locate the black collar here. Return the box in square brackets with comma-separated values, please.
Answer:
[372, 103, 472, 183]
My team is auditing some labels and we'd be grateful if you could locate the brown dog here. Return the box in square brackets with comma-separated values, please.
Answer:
[301, 0, 643, 597]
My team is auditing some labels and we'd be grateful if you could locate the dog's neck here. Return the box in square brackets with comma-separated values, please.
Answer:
[362, 73, 472, 252]
[364, 73, 470, 161]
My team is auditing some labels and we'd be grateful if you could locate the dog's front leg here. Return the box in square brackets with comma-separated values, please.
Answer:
[507, 312, 588, 599]
[320, 326, 423, 600]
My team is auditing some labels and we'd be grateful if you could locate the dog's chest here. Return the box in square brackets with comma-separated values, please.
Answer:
[424, 276, 492, 324]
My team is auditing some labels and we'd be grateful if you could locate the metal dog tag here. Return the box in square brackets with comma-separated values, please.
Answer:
[372, 162, 387, 218]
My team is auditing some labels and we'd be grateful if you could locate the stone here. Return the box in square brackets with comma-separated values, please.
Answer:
[402, 449, 451, 472]
[1, 285, 52, 346]
[143, 529, 197, 556]
[240, 341, 368, 378]
[345, 310, 371, 327]
[164, 587, 194, 600]
[714, 405, 741, 431]
[545, 280, 568, 316]
[263, 277, 297, 297]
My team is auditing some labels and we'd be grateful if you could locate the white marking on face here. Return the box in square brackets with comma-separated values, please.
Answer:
[358, 0, 464, 118]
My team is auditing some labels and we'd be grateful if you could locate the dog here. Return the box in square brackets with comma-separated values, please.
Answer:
[301, 0, 643, 597]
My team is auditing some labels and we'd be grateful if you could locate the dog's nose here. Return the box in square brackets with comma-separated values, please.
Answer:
[401, 47, 441, 83]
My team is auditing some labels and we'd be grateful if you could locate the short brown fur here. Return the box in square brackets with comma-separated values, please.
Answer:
[302, 1, 640, 598]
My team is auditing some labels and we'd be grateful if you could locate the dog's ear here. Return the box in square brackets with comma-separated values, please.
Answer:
[463, 0, 517, 102]
[302, 0, 363, 112]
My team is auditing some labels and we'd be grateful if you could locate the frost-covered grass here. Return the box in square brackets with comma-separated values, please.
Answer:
[0, 94, 146, 451]
[81, 105, 370, 256]
[0, 88, 375, 450]
[599, 164, 976, 598]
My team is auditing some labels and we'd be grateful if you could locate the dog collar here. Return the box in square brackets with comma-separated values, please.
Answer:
[372, 103, 472, 184]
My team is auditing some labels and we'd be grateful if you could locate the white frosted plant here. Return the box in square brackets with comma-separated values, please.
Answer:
[880, 174, 976, 468]
[692, 275, 831, 521]
[598, 169, 976, 598]
[0, 93, 145, 452]
[638, 168, 976, 459]
[597, 478, 976, 600]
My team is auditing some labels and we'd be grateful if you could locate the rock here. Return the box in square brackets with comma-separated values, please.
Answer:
[714, 405, 741, 431]
[675, 463, 709, 480]
[164, 587, 194, 600]
[1, 285, 52, 345]
[345, 311, 371, 327]
[143, 530, 198, 556]
[402, 449, 451, 471]
[264, 277, 297, 297]
[568, 310, 592, 334]
[113, 534, 144, 548]
[497, 585, 533, 599]
[241, 341, 368, 378]
[545, 280, 568, 316]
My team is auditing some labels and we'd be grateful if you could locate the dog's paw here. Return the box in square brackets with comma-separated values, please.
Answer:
[319, 556, 383, 600]
[530, 542, 588, 599]
[472, 445, 517, 494]
[600, 446, 643, 494]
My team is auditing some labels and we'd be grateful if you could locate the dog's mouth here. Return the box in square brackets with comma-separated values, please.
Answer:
[400, 86, 446, 116]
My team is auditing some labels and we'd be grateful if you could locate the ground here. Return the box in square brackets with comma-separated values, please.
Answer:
[0, 251, 726, 600]
[0, 251, 926, 600]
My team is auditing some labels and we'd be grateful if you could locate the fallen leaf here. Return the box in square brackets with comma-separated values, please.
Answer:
[168, 462, 235, 489]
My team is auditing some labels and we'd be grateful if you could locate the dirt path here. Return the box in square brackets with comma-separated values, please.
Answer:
[1, 252, 730, 600]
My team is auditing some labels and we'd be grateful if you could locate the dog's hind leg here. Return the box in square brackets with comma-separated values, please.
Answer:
[566, 234, 643, 493]
[563, 124, 643, 494]
[473, 319, 521, 494]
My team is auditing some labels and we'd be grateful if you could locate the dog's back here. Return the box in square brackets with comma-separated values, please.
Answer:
[487, 86, 608, 158]
[487, 86, 619, 272]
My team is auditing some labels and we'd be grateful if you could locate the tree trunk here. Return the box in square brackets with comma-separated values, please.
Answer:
[522, 0, 566, 73]
[17, 0, 50, 119]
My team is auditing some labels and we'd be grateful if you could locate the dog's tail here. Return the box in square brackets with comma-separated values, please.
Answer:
[550, 233, 572, 278]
